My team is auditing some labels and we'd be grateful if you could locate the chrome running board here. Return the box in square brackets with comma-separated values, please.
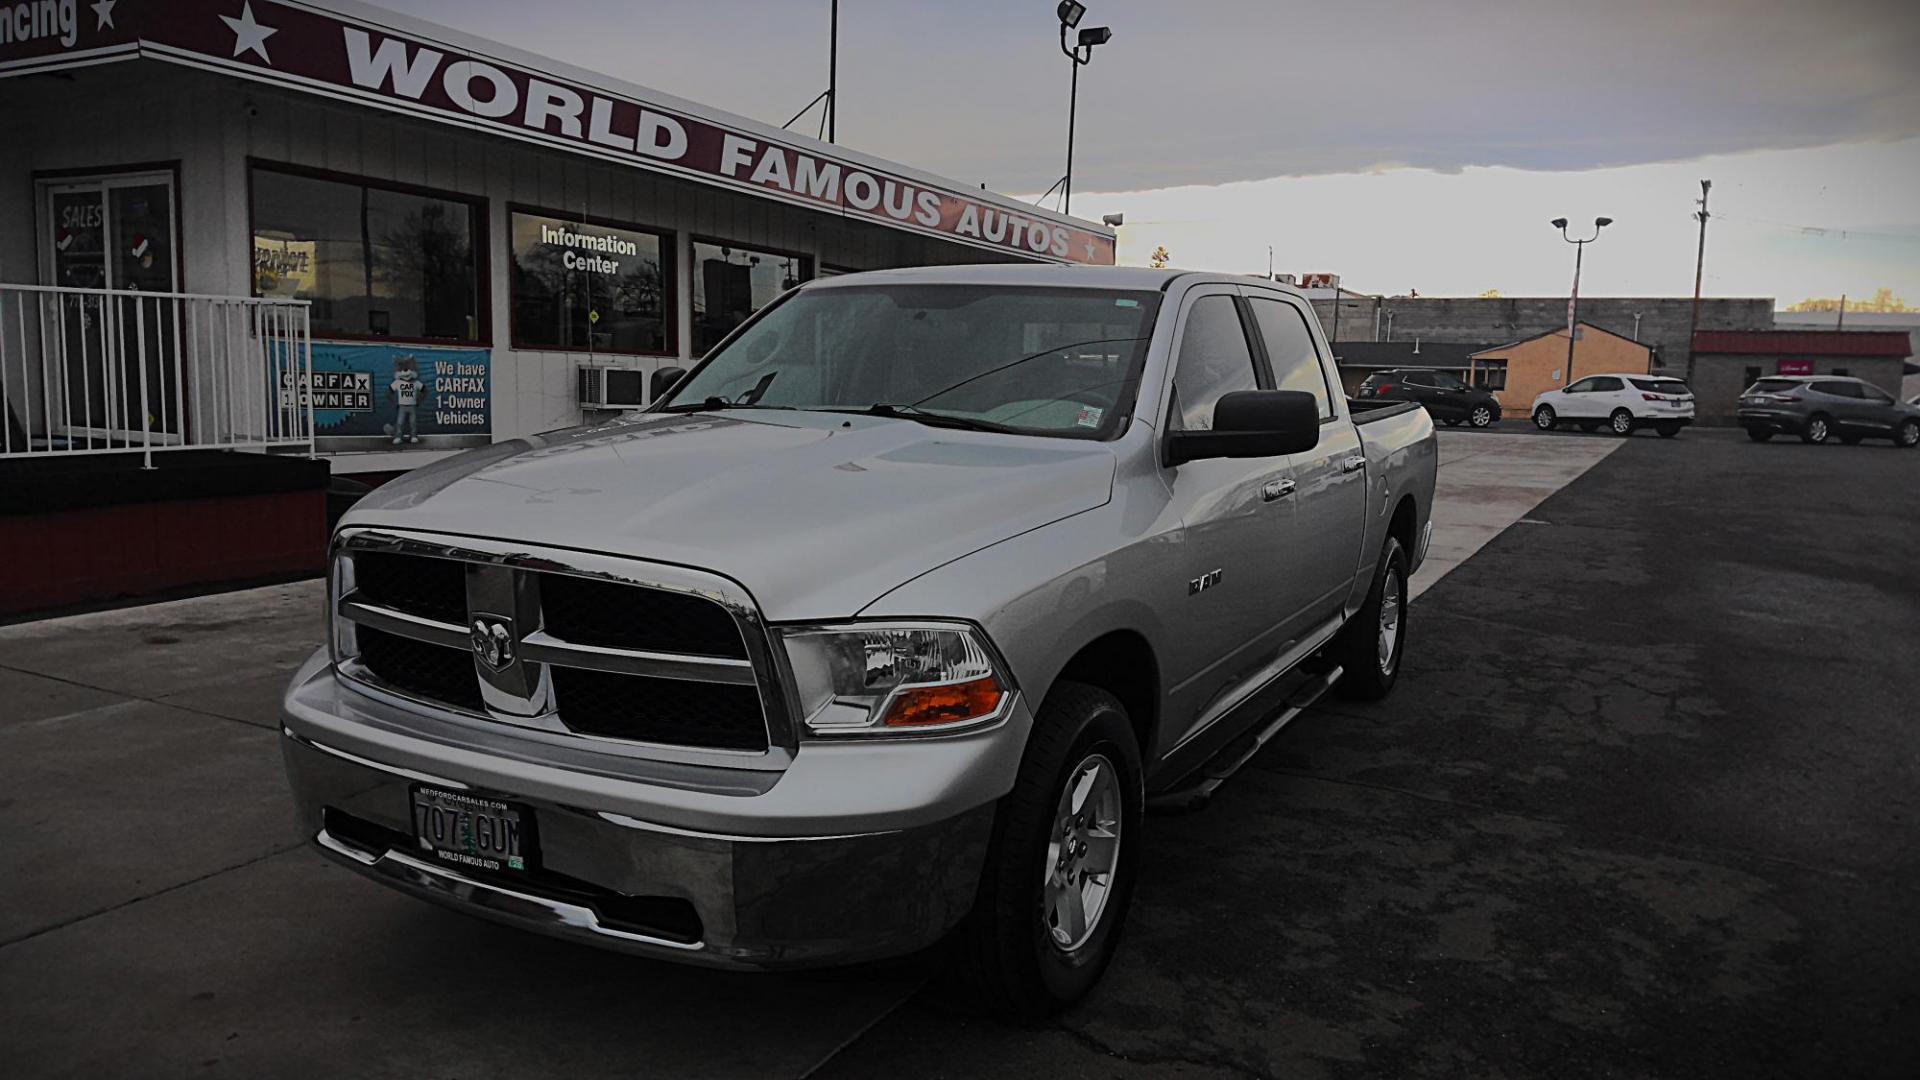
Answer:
[1147, 665, 1343, 813]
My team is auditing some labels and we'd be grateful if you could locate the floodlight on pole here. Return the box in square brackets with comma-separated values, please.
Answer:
[1551, 215, 1612, 386]
[1051, 3, 1112, 216]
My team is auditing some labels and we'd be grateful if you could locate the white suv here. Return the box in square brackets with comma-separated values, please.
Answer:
[1532, 374, 1696, 437]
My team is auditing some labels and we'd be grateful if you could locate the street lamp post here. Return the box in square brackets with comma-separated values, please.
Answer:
[1551, 216, 1612, 386]
[1054, 2, 1112, 216]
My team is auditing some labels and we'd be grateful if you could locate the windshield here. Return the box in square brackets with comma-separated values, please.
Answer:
[659, 284, 1162, 439]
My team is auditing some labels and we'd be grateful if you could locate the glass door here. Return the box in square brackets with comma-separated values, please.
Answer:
[39, 172, 181, 445]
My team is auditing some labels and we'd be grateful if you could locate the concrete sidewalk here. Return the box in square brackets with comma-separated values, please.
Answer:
[0, 429, 1619, 1079]
[1411, 429, 1622, 598]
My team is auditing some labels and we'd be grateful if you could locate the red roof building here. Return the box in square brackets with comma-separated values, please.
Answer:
[1692, 330, 1912, 358]
[1686, 330, 1911, 424]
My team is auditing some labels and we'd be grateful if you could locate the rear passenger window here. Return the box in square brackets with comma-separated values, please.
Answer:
[1591, 376, 1624, 391]
[1813, 381, 1857, 397]
[1247, 298, 1334, 418]
[1170, 295, 1259, 431]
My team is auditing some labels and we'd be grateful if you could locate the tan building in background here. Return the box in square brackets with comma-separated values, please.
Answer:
[1469, 323, 1654, 415]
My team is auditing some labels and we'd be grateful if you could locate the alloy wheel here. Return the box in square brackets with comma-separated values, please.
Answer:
[1808, 418, 1829, 443]
[1378, 570, 1402, 675]
[1534, 407, 1555, 430]
[1612, 412, 1633, 435]
[1471, 406, 1493, 427]
[1900, 420, 1919, 447]
[1043, 754, 1123, 953]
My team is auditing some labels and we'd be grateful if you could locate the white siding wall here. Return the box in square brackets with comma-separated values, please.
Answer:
[0, 62, 1015, 447]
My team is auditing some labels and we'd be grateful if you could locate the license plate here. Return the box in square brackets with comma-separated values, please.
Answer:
[410, 786, 531, 873]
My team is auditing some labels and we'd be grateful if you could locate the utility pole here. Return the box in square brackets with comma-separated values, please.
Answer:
[1686, 179, 1711, 379]
[828, 0, 837, 142]
[1837, 293, 1846, 331]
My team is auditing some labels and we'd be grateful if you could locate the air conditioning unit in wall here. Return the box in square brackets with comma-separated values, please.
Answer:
[577, 365, 648, 409]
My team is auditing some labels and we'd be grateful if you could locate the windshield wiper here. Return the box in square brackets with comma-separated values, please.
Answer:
[861, 402, 1020, 434]
[658, 396, 797, 414]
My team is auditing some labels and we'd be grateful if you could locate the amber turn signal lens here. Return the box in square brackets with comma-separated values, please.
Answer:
[881, 676, 1005, 728]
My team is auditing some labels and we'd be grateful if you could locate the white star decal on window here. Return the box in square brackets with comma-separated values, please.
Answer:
[90, 0, 116, 30]
[220, 2, 278, 64]
[1084, 239, 1099, 262]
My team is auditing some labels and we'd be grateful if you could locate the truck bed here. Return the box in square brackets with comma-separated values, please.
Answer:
[1347, 398, 1421, 423]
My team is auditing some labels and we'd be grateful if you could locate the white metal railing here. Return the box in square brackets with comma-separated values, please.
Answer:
[0, 283, 316, 466]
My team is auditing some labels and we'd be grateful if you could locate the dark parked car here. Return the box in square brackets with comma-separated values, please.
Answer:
[1356, 368, 1501, 427]
[1738, 376, 1920, 447]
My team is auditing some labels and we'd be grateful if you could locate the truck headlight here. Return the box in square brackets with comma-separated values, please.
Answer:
[775, 622, 1010, 735]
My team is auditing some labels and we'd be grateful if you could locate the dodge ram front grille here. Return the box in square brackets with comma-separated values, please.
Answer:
[350, 551, 468, 625]
[550, 667, 767, 750]
[356, 626, 489, 713]
[538, 572, 748, 658]
[331, 532, 780, 755]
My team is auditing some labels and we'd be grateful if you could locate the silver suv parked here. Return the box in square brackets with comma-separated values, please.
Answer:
[1738, 376, 1920, 447]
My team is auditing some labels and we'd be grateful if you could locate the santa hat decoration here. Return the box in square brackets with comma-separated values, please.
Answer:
[130, 235, 151, 258]
[56, 229, 74, 252]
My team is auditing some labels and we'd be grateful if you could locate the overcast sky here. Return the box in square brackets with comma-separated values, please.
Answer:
[385, 0, 1920, 302]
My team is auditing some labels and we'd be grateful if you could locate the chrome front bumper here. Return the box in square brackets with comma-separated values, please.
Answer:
[282, 653, 1015, 970]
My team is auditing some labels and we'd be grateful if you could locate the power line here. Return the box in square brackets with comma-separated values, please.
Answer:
[1715, 213, 1920, 245]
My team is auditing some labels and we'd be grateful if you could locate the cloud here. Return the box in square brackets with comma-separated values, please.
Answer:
[382, 0, 1920, 193]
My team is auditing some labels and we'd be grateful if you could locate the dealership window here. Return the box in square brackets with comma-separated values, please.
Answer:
[251, 165, 484, 343]
[1474, 360, 1509, 391]
[691, 240, 810, 355]
[510, 210, 671, 354]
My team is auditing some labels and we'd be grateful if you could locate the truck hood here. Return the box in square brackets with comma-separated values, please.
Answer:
[343, 410, 1116, 621]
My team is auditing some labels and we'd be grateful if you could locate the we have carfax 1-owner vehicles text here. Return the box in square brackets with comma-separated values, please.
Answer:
[282, 265, 1437, 1019]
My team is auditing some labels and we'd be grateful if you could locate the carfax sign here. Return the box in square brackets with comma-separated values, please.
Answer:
[278, 342, 491, 451]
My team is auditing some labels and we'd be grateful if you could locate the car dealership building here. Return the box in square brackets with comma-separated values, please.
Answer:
[0, 0, 1115, 614]
[0, 0, 1115, 470]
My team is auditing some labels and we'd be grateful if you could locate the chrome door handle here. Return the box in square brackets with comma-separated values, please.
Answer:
[1262, 478, 1296, 501]
[1341, 456, 1367, 474]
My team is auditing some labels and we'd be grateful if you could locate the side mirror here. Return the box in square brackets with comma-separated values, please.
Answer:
[650, 366, 687, 403]
[1164, 390, 1320, 467]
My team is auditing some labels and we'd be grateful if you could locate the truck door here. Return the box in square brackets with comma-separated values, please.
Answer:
[1157, 288, 1297, 753]
[1245, 293, 1369, 638]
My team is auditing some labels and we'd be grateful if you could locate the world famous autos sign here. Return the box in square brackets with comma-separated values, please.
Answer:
[2, 0, 1118, 265]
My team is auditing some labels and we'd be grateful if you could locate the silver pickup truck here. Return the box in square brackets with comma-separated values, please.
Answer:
[282, 265, 1437, 1020]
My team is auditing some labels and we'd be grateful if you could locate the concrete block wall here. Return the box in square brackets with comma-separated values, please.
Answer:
[1690, 355, 1906, 425]
[1310, 296, 1775, 376]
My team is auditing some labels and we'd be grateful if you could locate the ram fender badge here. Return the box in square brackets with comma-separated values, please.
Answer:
[1188, 569, 1224, 596]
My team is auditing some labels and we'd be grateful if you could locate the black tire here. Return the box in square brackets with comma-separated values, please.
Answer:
[1896, 418, 1920, 449]
[1655, 422, 1681, 439]
[1609, 408, 1635, 436]
[1800, 414, 1832, 444]
[1533, 405, 1557, 431]
[1746, 428, 1774, 442]
[1334, 535, 1409, 701]
[956, 682, 1143, 1024]
[1469, 405, 1495, 428]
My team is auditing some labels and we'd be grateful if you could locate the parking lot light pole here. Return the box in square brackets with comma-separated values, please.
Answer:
[1056, 2, 1112, 216]
[1553, 216, 1611, 386]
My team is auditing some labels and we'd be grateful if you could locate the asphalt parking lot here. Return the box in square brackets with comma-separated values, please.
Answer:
[3, 427, 1916, 1079]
